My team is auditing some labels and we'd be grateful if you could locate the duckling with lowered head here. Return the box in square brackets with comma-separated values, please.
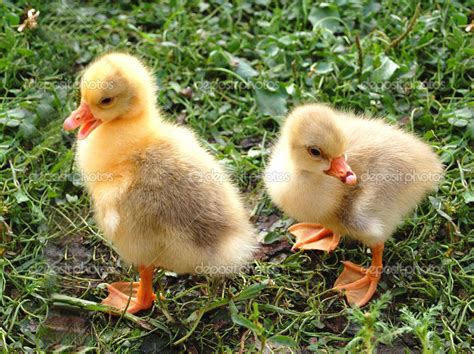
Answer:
[265, 103, 443, 306]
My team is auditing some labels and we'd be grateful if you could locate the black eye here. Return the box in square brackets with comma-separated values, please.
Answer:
[100, 97, 114, 105]
[307, 146, 322, 158]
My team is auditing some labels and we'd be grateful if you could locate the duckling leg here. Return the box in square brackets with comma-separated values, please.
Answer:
[333, 244, 384, 307]
[102, 265, 157, 314]
[289, 223, 341, 252]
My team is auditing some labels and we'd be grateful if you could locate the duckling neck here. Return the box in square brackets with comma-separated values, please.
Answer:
[98, 105, 159, 144]
[76, 105, 161, 175]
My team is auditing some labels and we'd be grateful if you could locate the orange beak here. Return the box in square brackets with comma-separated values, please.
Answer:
[63, 102, 101, 140]
[325, 155, 357, 185]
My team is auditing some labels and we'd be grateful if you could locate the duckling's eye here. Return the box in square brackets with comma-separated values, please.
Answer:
[307, 146, 322, 158]
[99, 97, 114, 106]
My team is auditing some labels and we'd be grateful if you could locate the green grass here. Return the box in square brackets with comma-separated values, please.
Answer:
[1, 0, 473, 352]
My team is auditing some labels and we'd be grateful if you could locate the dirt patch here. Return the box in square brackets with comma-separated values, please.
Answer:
[253, 239, 291, 261]
[43, 233, 124, 297]
[38, 310, 91, 350]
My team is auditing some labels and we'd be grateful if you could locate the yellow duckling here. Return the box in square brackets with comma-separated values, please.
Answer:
[265, 103, 443, 306]
[63, 52, 257, 313]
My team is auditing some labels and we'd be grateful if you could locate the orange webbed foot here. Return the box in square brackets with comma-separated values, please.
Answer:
[101, 266, 156, 314]
[332, 244, 384, 307]
[102, 281, 156, 314]
[332, 261, 381, 307]
[289, 223, 341, 252]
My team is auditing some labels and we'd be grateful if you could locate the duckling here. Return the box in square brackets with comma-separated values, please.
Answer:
[264, 104, 443, 307]
[63, 52, 257, 313]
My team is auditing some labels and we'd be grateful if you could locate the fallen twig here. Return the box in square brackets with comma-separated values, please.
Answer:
[51, 293, 169, 333]
[355, 34, 364, 81]
[385, 3, 421, 53]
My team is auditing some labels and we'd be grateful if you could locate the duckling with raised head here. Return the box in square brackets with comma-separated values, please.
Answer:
[63, 52, 257, 314]
[265, 104, 443, 307]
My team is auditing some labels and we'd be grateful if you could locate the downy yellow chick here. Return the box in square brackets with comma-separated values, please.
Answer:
[63, 52, 257, 313]
[265, 103, 443, 307]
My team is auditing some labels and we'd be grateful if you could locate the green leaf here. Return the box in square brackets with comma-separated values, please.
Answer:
[16, 48, 35, 57]
[0, 108, 30, 128]
[35, 102, 55, 121]
[309, 5, 340, 32]
[6, 13, 20, 26]
[15, 190, 29, 204]
[468, 120, 474, 139]
[0, 117, 21, 128]
[19, 119, 37, 138]
[231, 57, 258, 79]
[268, 335, 297, 347]
[263, 231, 282, 244]
[208, 49, 231, 68]
[229, 300, 262, 334]
[66, 194, 78, 203]
[184, 310, 199, 324]
[436, 209, 452, 222]
[259, 304, 295, 315]
[0, 58, 8, 70]
[255, 85, 288, 117]
[230, 313, 259, 332]
[453, 107, 473, 119]
[423, 130, 435, 140]
[428, 196, 442, 209]
[453, 13, 468, 26]
[234, 281, 268, 301]
[446, 107, 473, 128]
[168, 81, 181, 93]
[314, 61, 333, 74]
[371, 56, 399, 81]
[447, 118, 468, 127]
[462, 190, 474, 204]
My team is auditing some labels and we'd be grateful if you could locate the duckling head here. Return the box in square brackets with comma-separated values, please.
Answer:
[284, 104, 357, 185]
[63, 52, 156, 139]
